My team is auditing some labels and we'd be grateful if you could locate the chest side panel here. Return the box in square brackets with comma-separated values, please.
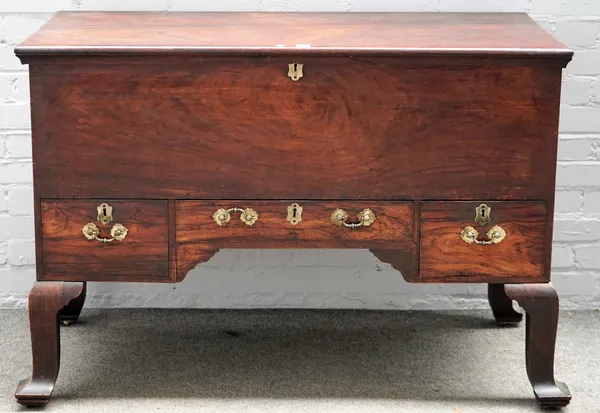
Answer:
[30, 56, 561, 200]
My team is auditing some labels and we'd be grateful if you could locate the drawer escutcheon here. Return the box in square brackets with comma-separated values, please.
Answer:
[287, 63, 303, 81]
[287, 203, 303, 225]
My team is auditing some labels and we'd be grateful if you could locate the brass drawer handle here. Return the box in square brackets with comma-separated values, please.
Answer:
[460, 225, 506, 245]
[213, 207, 259, 227]
[81, 222, 128, 243]
[330, 208, 376, 228]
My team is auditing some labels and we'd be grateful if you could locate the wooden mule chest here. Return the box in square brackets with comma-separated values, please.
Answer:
[14, 12, 572, 407]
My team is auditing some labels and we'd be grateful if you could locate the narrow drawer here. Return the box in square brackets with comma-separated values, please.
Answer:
[419, 202, 548, 282]
[41, 200, 169, 280]
[176, 201, 414, 249]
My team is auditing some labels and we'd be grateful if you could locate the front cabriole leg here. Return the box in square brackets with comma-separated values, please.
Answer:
[504, 283, 571, 408]
[15, 281, 86, 406]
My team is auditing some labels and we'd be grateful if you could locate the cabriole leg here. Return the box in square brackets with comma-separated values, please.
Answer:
[15, 281, 86, 406]
[504, 283, 571, 408]
[488, 283, 523, 325]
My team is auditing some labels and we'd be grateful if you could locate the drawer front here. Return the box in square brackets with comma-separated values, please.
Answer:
[176, 201, 414, 249]
[419, 202, 548, 281]
[41, 200, 169, 280]
[32, 56, 560, 200]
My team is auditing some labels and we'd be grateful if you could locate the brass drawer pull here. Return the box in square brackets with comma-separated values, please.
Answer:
[330, 208, 376, 228]
[460, 225, 506, 245]
[81, 222, 128, 243]
[213, 207, 259, 227]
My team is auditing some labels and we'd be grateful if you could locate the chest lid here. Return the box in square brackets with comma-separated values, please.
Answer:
[16, 12, 571, 64]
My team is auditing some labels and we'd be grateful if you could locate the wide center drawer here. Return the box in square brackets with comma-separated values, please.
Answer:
[176, 201, 414, 249]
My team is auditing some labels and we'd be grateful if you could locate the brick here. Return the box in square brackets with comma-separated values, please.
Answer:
[0, 14, 50, 46]
[8, 186, 34, 216]
[556, 163, 600, 187]
[7, 240, 35, 266]
[352, 0, 435, 11]
[0, 216, 34, 241]
[0, 191, 8, 212]
[80, 0, 166, 11]
[437, 0, 527, 12]
[559, 107, 600, 133]
[551, 245, 574, 268]
[268, 0, 349, 12]
[592, 81, 600, 105]
[553, 218, 600, 242]
[554, 190, 582, 213]
[1, 72, 30, 102]
[0, 45, 26, 71]
[565, 51, 600, 76]
[583, 191, 600, 214]
[574, 246, 600, 269]
[530, 0, 600, 16]
[557, 138, 595, 161]
[170, 0, 263, 11]
[553, 20, 600, 48]
[0, 0, 76, 12]
[0, 162, 33, 184]
[5, 133, 32, 158]
[0, 104, 31, 129]
[551, 272, 600, 296]
[0, 242, 6, 265]
[0, 266, 35, 291]
[560, 78, 592, 106]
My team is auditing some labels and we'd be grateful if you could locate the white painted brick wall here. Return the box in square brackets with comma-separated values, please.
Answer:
[1, 0, 600, 310]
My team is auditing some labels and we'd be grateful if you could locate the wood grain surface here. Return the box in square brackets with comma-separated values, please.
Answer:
[176, 201, 414, 248]
[29, 58, 562, 200]
[15, 12, 572, 61]
[40, 200, 169, 281]
[419, 202, 548, 282]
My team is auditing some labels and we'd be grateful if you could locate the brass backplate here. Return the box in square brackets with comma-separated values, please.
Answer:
[288, 63, 303, 81]
[287, 203, 303, 225]
[97, 203, 113, 225]
[475, 204, 491, 226]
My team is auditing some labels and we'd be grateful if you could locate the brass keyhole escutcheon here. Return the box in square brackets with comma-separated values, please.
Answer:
[475, 204, 491, 226]
[287, 203, 303, 225]
[97, 202, 113, 225]
[288, 63, 303, 81]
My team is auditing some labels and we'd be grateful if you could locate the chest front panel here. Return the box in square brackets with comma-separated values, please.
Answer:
[30, 57, 561, 201]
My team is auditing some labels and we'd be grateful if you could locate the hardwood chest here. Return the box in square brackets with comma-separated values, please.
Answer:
[14, 11, 572, 408]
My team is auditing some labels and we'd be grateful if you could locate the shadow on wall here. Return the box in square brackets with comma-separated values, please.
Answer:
[85, 249, 486, 309]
